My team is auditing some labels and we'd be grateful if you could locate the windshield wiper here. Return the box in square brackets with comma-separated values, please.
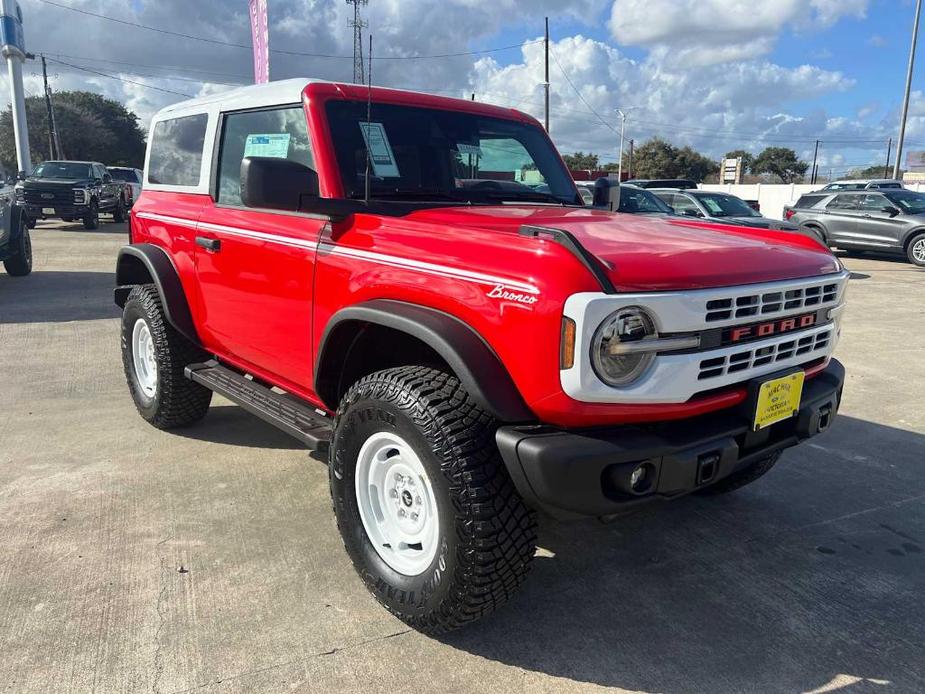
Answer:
[479, 191, 571, 204]
[351, 188, 468, 202]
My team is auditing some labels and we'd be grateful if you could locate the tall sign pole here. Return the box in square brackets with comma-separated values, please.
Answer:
[544, 17, 549, 132]
[1, 0, 30, 174]
[895, 0, 922, 180]
[248, 0, 270, 84]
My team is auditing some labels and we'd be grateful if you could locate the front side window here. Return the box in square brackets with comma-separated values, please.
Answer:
[859, 194, 887, 211]
[325, 100, 580, 205]
[148, 113, 208, 186]
[618, 188, 672, 214]
[217, 106, 314, 206]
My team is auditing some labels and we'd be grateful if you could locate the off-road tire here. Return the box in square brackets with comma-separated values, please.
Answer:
[83, 201, 99, 230]
[3, 213, 32, 276]
[906, 233, 925, 267]
[120, 284, 212, 428]
[697, 451, 782, 495]
[112, 198, 126, 223]
[329, 366, 537, 634]
[25, 216, 36, 229]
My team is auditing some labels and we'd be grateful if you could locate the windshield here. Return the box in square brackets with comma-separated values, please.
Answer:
[694, 193, 760, 217]
[109, 168, 139, 183]
[32, 162, 92, 179]
[884, 190, 925, 214]
[618, 187, 673, 214]
[325, 100, 581, 205]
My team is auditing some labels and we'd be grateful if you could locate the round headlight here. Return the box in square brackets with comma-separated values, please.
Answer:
[591, 306, 657, 386]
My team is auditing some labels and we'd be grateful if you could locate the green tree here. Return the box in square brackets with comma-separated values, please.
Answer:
[846, 164, 902, 179]
[632, 137, 719, 181]
[0, 91, 146, 173]
[752, 147, 809, 183]
[724, 149, 754, 174]
[561, 151, 600, 170]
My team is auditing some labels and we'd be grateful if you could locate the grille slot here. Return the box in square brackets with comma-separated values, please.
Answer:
[705, 281, 840, 322]
[698, 329, 833, 380]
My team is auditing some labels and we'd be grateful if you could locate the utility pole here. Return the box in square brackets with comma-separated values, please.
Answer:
[628, 139, 634, 179]
[895, 0, 922, 180]
[346, 0, 368, 84]
[40, 55, 62, 159]
[544, 17, 550, 133]
[811, 139, 820, 184]
[616, 109, 627, 182]
[884, 137, 893, 179]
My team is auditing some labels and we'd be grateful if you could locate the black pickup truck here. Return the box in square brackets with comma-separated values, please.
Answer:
[15, 160, 127, 229]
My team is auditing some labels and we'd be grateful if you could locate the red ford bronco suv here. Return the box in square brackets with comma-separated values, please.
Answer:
[115, 79, 847, 633]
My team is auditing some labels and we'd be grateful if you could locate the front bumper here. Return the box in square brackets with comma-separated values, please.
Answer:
[23, 203, 88, 218]
[497, 359, 844, 518]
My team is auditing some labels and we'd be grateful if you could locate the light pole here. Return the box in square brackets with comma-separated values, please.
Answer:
[895, 0, 922, 181]
[616, 109, 627, 182]
[1, 0, 31, 175]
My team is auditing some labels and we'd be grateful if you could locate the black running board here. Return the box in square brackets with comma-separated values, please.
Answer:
[185, 361, 332, 451]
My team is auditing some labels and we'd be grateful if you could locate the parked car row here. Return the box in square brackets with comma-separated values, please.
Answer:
[13, 160, 143, 229]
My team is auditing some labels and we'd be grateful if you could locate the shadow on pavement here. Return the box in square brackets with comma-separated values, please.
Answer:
[173, 403, 306, 451]
[33, 220, 128, 235]
[441, 415, 925, 693]
[0, 270, 119, 323]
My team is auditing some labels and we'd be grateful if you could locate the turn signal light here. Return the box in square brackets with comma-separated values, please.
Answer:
[560, 317, 576, 370]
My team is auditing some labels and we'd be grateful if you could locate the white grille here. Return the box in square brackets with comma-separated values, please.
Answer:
[699, 328, 833, 380]
[705, 281, 839, 322]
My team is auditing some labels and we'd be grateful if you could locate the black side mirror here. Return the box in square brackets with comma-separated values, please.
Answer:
[16, 171, 26, 181]
[241, 156, 319, 211]
[681, 208, 702, 218]
[94, 177, 102, 185]
[592, 177, 621, 211]
[881, 205, 900, 217]
[103, 173, 112, 183]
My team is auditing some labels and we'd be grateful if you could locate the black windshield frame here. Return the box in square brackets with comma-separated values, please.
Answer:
[325, 100, 581, 206]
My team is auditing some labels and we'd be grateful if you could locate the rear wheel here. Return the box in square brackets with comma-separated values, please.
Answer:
[83, 201, 99, 230]
[907, 233, 925, 267]
[112, 198, 126, 223]
[697, 451, 781, 495]
[3, 214, 32, 276]
[121, 285, 212, 428]
[329, 366, 537, 634]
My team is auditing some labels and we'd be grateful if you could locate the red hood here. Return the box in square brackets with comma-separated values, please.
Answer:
[404, 206, 841, 291]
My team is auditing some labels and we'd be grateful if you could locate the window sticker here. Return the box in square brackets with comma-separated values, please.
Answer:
[455, 143, 483, 157]
[243, 133, 291, 159]
[702, 198, 723, 215]
[359, 122, 400, 177]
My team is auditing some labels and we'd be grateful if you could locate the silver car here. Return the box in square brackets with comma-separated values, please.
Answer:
[651, 189, 799, 231]
[787, 189, 925, 266]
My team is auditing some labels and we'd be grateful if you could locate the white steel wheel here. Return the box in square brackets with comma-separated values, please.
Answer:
[354, 431, 440, 576]
[912, 237, 925, 265]
[131, 318, 158, 398]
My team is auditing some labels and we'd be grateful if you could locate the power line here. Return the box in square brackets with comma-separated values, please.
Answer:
[44, 57, 194, 97]
[35, 52, 253, 79]
[548, 46, 616, 134]
[36, 0, 542, 61]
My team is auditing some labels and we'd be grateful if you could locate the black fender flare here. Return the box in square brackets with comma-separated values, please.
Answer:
[114, 244, 199, 344]
[315, 299, 534, 423]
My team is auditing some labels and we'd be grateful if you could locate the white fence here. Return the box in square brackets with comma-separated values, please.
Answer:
[699, 183, 925, 221]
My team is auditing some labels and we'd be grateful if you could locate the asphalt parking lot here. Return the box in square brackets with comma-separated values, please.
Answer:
[1, 220, 924, 694]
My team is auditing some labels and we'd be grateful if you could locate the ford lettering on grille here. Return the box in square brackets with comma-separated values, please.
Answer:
[723, 312, 817, 345]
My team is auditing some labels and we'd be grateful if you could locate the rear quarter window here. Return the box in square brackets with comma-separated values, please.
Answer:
[148, 113, 209, 187]
[795, 194, 825, 209]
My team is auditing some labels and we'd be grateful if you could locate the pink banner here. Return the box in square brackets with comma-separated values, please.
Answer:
[248, 0, 269, 84]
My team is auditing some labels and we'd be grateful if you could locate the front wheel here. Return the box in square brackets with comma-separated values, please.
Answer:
[3, 215, 32, 276]
[329, 366, 537, 634]
[112, 198, 126, 223]
[907, 233, 925, 267]
[83, 201, 99, 230]
[120, 285, 212, 428]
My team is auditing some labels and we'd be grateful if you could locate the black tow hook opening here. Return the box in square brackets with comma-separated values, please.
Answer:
[696, 452, 721, 486]
[817, 404, 834, 433]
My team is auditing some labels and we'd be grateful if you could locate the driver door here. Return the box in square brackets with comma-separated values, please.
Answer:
[855, 193, 905, 249]
[194, 104, 325, 394]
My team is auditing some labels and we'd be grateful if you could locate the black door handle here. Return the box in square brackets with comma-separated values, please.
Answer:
[196, 236, 221, 252]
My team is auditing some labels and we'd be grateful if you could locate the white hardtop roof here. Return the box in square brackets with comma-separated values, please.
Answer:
[153, 78, 329, 119]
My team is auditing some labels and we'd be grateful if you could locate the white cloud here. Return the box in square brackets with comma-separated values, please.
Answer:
[608, 0, 869, 66]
